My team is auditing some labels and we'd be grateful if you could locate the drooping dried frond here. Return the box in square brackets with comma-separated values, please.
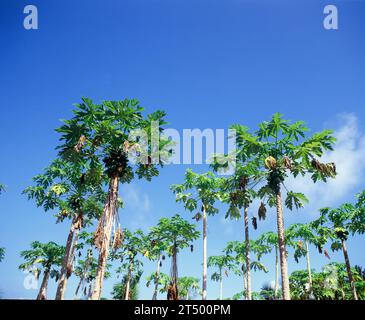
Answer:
[93, 222, 103, 250]
[112, 226, 124, 250]
[74, 135, 86, 153]
[283, 156, 292, 170]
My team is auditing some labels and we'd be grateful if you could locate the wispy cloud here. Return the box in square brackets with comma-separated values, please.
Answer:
[218, 216, 234, 236]
[287, 113, 365, 213]
[119, 184, 151, 230]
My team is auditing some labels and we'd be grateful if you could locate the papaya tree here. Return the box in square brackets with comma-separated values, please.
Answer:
[19, 241, 64, 300]
[211, 125, 265, 300]
[112, 271, 142, 300]
[23, 158, 106, 300]
[74, 253, 112, 299]
[145, 226, 170, 300]
[111, 229, 146, 300]
[314, 205, 359, 300]
[255, 231, 281, 297]
[146, 272, 170, 299]
[207, 255, 234, 300]
[178, 277, 200, 300]
[56, 98, 171, 299]
[149, 215, 200, 300]
[171, 169, 222, 300]
[234, 113, 336, 299]
[73, 231, 112, 299]
[224, 240, 268, 299]
[350, 190, 365, 236]
[286, 222, 330, 295]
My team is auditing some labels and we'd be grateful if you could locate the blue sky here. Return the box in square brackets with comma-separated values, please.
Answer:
[0, 0, 365, 299]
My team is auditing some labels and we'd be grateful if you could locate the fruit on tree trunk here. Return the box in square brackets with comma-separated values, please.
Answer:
[275, 190, 291, 300]
[37, 270, 50, 300]
[243, 206, 251, 300]
[55, 214, 82, 300]
[341, 239, 358, 300]
[91, 175, 119, 300]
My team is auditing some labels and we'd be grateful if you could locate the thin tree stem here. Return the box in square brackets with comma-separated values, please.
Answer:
[202, 205, 207, 300]
[276, 189, 291, 300]
[243, 206, 252, 300]
[341, 239, 358, 300]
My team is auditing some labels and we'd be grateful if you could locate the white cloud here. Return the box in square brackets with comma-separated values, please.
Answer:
[218, 216, 234, 236]
[119, 184, 151, 230]
[286, 113, 365, 213]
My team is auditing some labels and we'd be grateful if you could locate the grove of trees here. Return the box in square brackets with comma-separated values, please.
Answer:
[1, 99, 365, 300]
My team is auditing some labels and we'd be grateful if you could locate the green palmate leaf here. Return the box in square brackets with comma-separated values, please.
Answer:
[285, 192, 309, 211]
[19, 241, 65, 274]
[330, 241, 342, 252]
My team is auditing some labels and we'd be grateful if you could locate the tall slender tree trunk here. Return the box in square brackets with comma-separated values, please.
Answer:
[125, 261, 134, 300]
[37, 270, 50, 300]
[202, 205, 207, 300]
[243, 270, 247, 300]
[87, 282, 93, 300]
[152, 255, 162, 300]
[74, 277, 83, 299]
[305, 241, 312, 294]
[341, 239, 358, 300]
[219, 269, 223, 300]
[91, 175, 119, 300]
[274, 246, 279, 298]
[275, 189, 290, 300]
[55, 214, 82, 300]
[243, 206, 252, 300]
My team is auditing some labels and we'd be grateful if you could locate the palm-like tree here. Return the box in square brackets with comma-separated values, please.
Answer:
[313, 204, 359, 300]
[171, 169, 222, 300]
[224, 240, 268, 299]
[149, 214, 200, 300]
[112, 272, 142, 300]
[145, 227, 170, 300]
[211, 126, 265, 300]
[146, 272, 170, 299]
[214, 171, 257, 300]
[255, 231, 281, 297]
[235, 113, 336, 299]
[74, 250, 112, 300]
[208, 255, 234, 300]
[178, 277, 200, 300]
[19, 241, 64, 300]
[23, 158, 106, 299]
[56, 98, 171, 299]
[111, 229, 146, 300]
[350, 190, 365, 236]
[286, 222, 328, 294]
